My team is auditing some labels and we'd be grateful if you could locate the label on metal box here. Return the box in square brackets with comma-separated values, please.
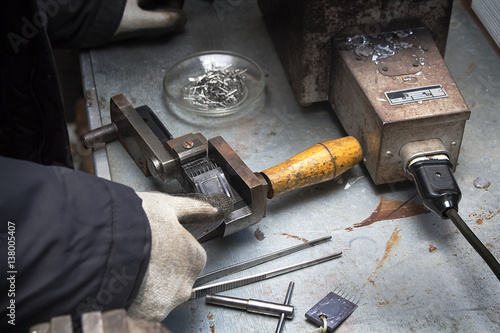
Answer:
[385, 85, 448, 105]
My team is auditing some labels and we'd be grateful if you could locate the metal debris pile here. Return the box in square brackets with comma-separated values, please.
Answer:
[342, 30, 415, 63]
[183, 65, 247, 109]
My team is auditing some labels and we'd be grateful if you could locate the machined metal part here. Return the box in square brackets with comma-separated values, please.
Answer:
[80, 95, 269, 241]
[276, 282, 295, 333]
[81, 123, 118, 149]
[205, 295, 294, 319]
[258, 0, 454, 105]
[205, 136, 269, 238]
[329, 26, 470, 184]
[195, 236, 331, 287]
[164, 133, 209, 190]
[80, 96, 178, 182]
[190, 252, 342, 299]
[109, 95, 177, 182]
[162, 134, 268, 239]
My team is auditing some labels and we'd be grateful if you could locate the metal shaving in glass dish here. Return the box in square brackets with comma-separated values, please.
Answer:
[183, 65, 248, 110]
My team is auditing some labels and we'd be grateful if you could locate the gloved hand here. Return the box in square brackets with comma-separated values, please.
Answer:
[127, 192, 232, 322]
[113, 0, 186, 41]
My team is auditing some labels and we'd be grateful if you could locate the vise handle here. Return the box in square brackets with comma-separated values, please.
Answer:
[260, 137, 363, 198]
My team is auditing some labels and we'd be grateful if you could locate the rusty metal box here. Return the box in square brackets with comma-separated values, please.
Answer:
[258, 0, 454, 106]
[329, 25, 470, 184]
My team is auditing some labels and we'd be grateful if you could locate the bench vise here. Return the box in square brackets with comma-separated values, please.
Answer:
[81, 95, 362, 241]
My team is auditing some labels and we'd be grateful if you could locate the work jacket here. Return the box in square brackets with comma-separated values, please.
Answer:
[0, 1, 151, 332]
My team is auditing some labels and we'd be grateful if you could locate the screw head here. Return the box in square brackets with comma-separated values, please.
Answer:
[183, 140, 194, 149]
[382, 66, 388, 72]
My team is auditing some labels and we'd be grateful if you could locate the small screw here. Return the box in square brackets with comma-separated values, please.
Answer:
[382, 66, 388, 72]
[183, 140, 194, 149]
[413, 62, 420, 67]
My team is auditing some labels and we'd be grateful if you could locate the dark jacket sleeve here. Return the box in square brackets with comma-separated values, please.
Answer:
[43, 0, 127, 48]
[1, 1, 73, 167]
[0, 156, 151, 333]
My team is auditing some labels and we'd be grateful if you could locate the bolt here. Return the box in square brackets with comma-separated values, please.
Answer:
[148, 157, 163, 180]
[183, 140, 194, 149]
[413, 62, 420, 67]
[451, 141, 457, 147]
[382, 66, 388, 72]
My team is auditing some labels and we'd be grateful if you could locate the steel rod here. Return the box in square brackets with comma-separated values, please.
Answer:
[190, 251, 342, 299]
[194, 236, 332, 287]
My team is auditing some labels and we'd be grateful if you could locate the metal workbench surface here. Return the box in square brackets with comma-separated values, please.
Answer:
[80, 1, 500, 332]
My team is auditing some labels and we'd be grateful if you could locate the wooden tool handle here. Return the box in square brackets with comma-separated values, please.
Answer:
[260, 136, 363, 198]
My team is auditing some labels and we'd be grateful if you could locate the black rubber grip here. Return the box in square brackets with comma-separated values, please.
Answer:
[408, 159, 461, 218]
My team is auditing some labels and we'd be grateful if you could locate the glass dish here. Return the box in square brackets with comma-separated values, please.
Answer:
[163, 51, 265, 117]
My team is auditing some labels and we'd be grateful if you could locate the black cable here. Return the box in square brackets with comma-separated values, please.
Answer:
[446, 208, 500, 281]
[408, 158, 500, 281]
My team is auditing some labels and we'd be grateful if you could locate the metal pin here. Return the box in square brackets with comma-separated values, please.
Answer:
[205, 295, 294, 319]
[276, 282, 295, 333]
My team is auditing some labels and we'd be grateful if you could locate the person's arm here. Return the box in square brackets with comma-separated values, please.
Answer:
[44, 0, 128, 48]
[0, 156, 232, 332]
[0, 156, 151, 332]
[44, 0, 186, 48]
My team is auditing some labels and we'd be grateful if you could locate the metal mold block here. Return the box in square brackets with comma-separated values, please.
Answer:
[329, 26, 470, 184]
[257, 0, 454, 105]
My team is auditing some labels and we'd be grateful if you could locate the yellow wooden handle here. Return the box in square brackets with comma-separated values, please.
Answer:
[260, 136, 363, 198]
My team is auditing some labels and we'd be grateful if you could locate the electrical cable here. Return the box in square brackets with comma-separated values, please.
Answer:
[408, 157, 500, 281]
[446, 208, 500, 281]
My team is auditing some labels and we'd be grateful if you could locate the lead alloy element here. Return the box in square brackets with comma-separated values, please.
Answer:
[183, 65, 247, 110]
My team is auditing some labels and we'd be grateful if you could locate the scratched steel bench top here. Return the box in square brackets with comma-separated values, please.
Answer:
[80, 1, 500, 332]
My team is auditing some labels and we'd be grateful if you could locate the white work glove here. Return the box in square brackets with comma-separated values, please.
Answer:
[127, 192, 232, 322]
[113, 0, 186, 41]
